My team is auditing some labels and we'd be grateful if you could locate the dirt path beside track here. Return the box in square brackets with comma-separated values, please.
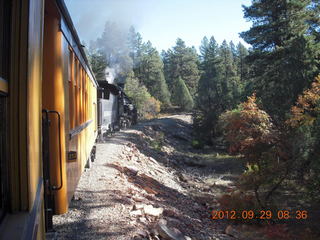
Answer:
[52, 114, 237, 240]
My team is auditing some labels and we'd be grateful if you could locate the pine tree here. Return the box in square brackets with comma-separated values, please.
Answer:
[195, 37, 225, 141]
[236, 42, 249, 83]
[124, 71, 161, 118]
[127, 26, 143, 65]
[308, 0, 320, 42]
[229, 41, 238, 71]
[219, 40, 240, 107]
[194, 37, 244, 142]
[241, 0, 320, 119]
[88, 48, 108, 81]
[127, 28, 171, 107]
[94, 21, 133, 79]
[162, 49, 175, 92]
[138, 41, 171, 106]
[171, 76, 194, 111]
[127, 26, 144, 78]
[164, 38, 200, 98]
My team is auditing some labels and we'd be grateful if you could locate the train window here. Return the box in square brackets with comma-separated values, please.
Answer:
[68, 49, 73, 82]
[73, 57, 77, 87]
[98, 89, 103, 99]
[75, 59, 80, 126]
[0, 0, 10, 94]
[79, 68, 82, 124]
[82, 69, 85, 122]
[69, 50, 75, 129]
[77, 63, 81, 124]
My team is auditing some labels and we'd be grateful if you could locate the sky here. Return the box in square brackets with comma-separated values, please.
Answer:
[64, 0, 253, 52]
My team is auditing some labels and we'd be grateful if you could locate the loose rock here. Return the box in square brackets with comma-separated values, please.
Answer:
[144, 205, 164, 217]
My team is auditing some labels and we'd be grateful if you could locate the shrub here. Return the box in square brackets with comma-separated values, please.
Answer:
[219, 94, 290, 208]
[285, 76, 320, 200]
[125, 72, 161, 119]
[219, 94, 278, 162]
[143, 97, 161, 119]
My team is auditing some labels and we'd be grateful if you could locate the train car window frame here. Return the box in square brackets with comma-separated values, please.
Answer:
[0, 0, 10, 221]
[68, 49, 75, 129]
[68, 48, 73, 83]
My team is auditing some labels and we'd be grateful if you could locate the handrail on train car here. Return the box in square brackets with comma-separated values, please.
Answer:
[42, 109, 63, 191]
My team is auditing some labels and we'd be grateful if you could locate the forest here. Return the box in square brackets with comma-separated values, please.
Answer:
[87, 0, 319, 233]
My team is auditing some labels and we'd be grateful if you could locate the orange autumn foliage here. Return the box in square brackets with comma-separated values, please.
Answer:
[286, 76, 320, 128]
[219, 93, 278, 163]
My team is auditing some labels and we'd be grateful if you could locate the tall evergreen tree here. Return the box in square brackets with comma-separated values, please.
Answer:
[93, 21, 133, 80]
[171, 76, 194, 111]
[194, 37, 244, 143]
[127, 28, 171, 106]
[162, 49, 175, 92]
[236, 42, 249, 83]
[127, 26, 145, 81]
[138, 41, 171, 106]
[241, 0, 320, 119]
[164, 38, 200, 99]
[127, 26, 143, 67]
[197, 36, 223, 113]
[195, 37, 226, 141]
[88, 48, 108, 81]
[308, 0, 320, 42]
[219, 40, 240, 107]
[229, 41, 238, 71]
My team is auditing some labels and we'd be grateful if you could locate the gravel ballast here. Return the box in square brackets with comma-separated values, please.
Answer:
[51, 115, 232, 240]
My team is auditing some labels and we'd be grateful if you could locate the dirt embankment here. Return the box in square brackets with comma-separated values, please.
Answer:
[52, 114, 245, 240]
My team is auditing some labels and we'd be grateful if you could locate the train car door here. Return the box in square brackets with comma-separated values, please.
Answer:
[42, 0, 68, 231]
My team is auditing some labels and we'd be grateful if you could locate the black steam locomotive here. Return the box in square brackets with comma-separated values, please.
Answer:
[97, 80, 137, 141]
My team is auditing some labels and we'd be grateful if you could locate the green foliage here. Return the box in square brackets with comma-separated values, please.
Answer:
[191, 139, 203, 149]
[308, 0, 320, 42]
[92, 21, 133, 80]
[193, 36, 244, 143]
[128, 28, 171, 108]
[91, 24, 170, 113]
[124, 72, 161, 119]
[149, 131, 165, 151]
[235, 42, 249, 84]
[241, 0, 320, 119]
[138, 42, 171, 106]
[286, 76, 320, 201]
[163, 38, 200, 102]
[88, 49, 108, 81]
[171, 76, 194, 111]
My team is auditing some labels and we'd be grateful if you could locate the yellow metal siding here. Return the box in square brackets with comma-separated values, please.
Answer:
[42, 6, 68, 214]
[27, 0, 46, 235]
[27, 0, 44, 212]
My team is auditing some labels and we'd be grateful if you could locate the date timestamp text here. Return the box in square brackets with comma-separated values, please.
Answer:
[211, 210, 308, 220]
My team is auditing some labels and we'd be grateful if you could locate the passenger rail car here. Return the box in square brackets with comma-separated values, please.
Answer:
[0, 0, 98, 239]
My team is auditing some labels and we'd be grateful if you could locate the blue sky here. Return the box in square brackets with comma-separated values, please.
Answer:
[65, 0, 252, 52]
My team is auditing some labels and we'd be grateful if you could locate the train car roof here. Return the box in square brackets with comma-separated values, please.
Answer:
[55, 0, 98, 87]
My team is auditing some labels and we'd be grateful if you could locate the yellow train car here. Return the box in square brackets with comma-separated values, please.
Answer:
[0, 0, 98, 239]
